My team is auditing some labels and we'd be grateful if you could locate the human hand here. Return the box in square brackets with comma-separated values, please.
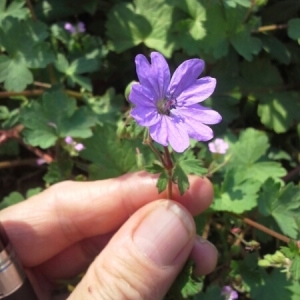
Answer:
[0, 172, 217, 300]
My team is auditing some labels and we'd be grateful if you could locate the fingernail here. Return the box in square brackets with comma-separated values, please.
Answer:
[133, 201, 194, 266]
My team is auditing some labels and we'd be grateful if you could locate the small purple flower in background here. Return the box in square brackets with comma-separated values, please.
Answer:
[64, 22, 85, 34]
[77, 22, 85, 33]
[208, 138, 229, 154]
[74, 143, 85, 152]
[221, 286, 238, 300]
[65, 136, 73, 144]
[36, 158, 46, 165]
[129, 52, 221, 152]
[64, 136, 84, 152]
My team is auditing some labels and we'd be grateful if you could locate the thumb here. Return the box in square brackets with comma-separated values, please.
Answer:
[68, 200, 196, 300]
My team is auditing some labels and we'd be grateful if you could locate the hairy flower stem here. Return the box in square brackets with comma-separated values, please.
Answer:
[26, 0, 37, 21]
[230, 213, 291, 244]
[163, 146, 173, 200]
[0, 89, 83, 100]
[206, 155, 232, 176]
[144, 136, 174, 200]
[145, 134, 166, 168]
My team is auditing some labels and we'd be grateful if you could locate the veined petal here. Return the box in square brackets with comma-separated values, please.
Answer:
[166, 116, 190, 152]
[177, 77, 216, 106]
[184, 119, 214, 141]
[149, 117, 168, 147]
[135, 52, 170, 100]
[176, 104, 222, 125]
[129, 84, 156, 107]
[151, 52, 170, 99]
[149, 116, 190, 152]
[172, 106, 220, 141]
[135, 54, 160, 99]
[131, 107, 161, 126]
[168, 59, 204, 98]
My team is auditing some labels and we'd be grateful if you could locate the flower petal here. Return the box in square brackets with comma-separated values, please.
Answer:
[150, 52, 170, 99]
[131, 106, 161, 126]
[150, 116, 190, 152]
[135, 53, 170, 100]
[185, 121, 214, 142]
[168, 59, 204, 98]
[177, 77, 216, 106]
[172, 105, 221, 141]
[149, 117, 168, 147]
[129, 83, 156, 107]
[176, 104, 222, 125]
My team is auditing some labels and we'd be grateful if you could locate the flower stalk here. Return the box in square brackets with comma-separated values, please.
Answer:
[230, 212, 291, 244]
[163, 146, 173, 200]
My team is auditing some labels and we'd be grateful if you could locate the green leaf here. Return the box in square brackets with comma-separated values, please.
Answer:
[257, 92, 300, 133]
[179, 159, 207, 176]
[106, 0, 179, 57]
[0, 17, 55, 91]
[85, 88, 123, 124]
[240, 59, 300, 132]
[21, 90, 97, 148]
[26, 187, 43, 198]
[288, 18, 300, 40]
[55, 51, 100, 91]
[251, 270, 292, 300]
[135, 0, 179, 57]
[80, 124, 154, 180]
[106, 3, 151, 53]
[167, 259, 203, 299]
[290, 256, 300, 281]
[0, 54, 33, 91]
[35, 0, 100, 21]
[173, 164, 189, 195]
[225, 0, 252, 7]
[0, 105, 9, 120]
[0, 191, 24, 209]
[172, 0, 206, 55]
[199, 4, 229, 59]
[157, 171, 168, 194]
[0, 0, 28, 24]
[83, 0, 98, 14]
[195, 285, 223, 300]
[231, 254, 263, 289]
[240, 58, 283, 91]
[226, 128, 286, 183]
[43, 159, 73, 185]
[260, 35, 291, 65]
[212, 169, 260, 213]
[258, 179, 300, 239]
[145, 163, 164, 174]
[230, 29, 261, 61]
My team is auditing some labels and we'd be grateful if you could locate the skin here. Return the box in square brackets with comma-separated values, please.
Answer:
[0, 171, 218, 299]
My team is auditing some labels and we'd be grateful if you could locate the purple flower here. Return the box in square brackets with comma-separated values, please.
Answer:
[77, 22, 85, 33]
[64, 22, 85, 34]
[64, 22, 76, 34]
[208, 138, 229, 154]
[65, 136, 73, 145]
[129, 52, 221, 152]
[221, 286, 238, 300]
[74, 143, 85, 152]
[36, 158, 46, 165]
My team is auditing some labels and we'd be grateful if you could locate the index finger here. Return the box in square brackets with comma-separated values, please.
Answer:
[0, 171, 213, 267]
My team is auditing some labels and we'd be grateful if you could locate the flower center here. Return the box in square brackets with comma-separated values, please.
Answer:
[156, 95, 177, 116]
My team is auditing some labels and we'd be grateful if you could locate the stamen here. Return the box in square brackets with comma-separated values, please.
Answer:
[156, 95, 177, 116]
